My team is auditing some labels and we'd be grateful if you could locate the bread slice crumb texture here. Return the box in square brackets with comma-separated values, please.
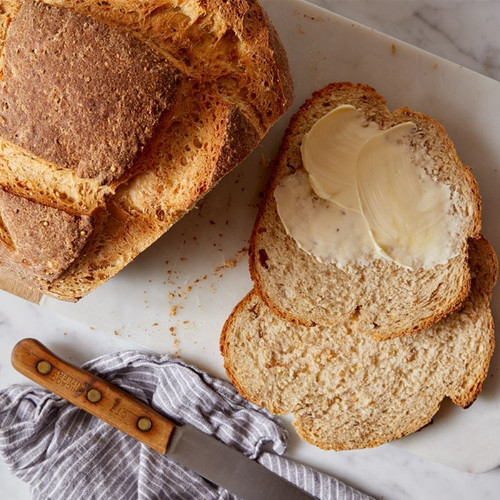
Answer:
[222, 237, 497, 450]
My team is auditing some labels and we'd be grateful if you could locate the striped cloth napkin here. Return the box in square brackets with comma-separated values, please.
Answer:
[0, 350, 372, 500]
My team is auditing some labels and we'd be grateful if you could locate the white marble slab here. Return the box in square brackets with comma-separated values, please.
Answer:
[1, 1, 500, 499]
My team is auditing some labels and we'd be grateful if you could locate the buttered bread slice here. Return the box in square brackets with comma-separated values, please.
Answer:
[250, 82, 481, 340]
[222, 237, 496, 450]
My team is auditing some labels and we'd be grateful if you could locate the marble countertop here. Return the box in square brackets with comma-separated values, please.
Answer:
[1, 1, 500, 499]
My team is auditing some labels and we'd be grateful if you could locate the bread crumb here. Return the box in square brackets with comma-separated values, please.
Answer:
[303, 13, 324, 22]
[391, 43, 396, 54]
[214, 247, 248, 274]
[169, 326, 181, 355]
[114, 330, 119, 336]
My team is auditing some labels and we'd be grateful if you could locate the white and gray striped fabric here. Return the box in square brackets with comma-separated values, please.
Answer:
[0, 351, 373, 500]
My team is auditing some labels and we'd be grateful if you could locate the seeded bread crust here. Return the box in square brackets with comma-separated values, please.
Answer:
[249, 82, 481, 340]
[0, 0, 293, 300]
[222, 237, 497, 450]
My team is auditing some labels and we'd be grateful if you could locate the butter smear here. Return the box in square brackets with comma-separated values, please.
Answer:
[275, 105, 458, 269]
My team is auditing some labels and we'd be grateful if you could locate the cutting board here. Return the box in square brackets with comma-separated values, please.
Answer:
[8, 0, 500, 473]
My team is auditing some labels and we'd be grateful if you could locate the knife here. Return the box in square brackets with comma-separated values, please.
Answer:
[11, 338, 314, 500]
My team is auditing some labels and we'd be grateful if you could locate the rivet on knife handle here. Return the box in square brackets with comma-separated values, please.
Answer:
[11, 338, 176, 454]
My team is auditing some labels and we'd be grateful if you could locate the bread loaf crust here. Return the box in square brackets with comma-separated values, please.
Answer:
[0, 1, 180, 185]
[0, 0, 294, 300]
[249, 82, 482, 339]
[0, 190, 95, 282]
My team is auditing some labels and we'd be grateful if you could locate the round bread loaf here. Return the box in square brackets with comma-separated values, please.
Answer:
[0, 0, 293, 300]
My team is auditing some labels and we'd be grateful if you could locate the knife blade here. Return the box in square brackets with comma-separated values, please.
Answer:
[11, 338, 314, 500]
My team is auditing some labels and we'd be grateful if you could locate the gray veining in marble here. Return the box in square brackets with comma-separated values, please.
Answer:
[309, 0, 500, 80]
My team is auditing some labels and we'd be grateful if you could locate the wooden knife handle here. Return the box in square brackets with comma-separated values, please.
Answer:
[11, 338, 176, 454]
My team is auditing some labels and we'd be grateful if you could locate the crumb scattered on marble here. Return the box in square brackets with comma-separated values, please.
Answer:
[114, 330, 119, 336]
[214, 247, 248, 274]
[303, 13, 324, 22]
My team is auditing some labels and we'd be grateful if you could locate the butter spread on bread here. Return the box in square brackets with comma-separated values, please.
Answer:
[0, 0, 294, 300]
[275, 170, 376, 268]
[276, 104, 459, 269]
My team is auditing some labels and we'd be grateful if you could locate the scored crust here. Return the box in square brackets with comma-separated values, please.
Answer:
[0, 190, 95, 282]
[0, 0, 294, 300]
[0, 0, 179, 186]
[222, 237, 497, 450]
[249, 82, 482, 340]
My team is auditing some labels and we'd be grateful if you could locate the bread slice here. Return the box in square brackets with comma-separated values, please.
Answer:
[222, 237, 497, 450]
[0, 0, 293, 300]
[249, 82, 481, 340]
